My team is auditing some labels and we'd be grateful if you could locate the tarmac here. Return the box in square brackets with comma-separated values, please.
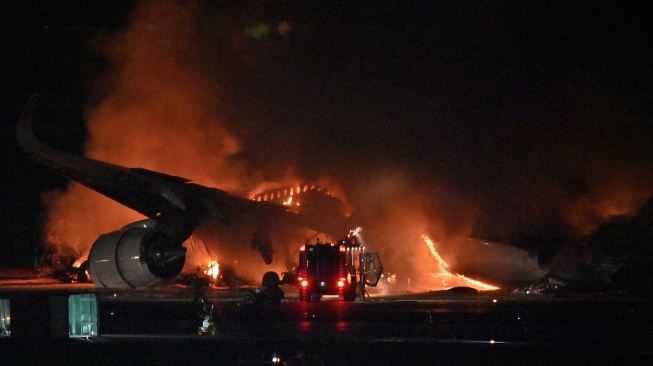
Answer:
[1, 273, 653, 365]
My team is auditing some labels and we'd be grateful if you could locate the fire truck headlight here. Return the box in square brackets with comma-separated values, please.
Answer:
[301, 280, 308, 287]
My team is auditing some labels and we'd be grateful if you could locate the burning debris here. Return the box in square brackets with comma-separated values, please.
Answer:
[206, 260, 220, 285]
[38, 254, 90, 284]
[177, 259, 252, 289]
[35, 221, 90, 284]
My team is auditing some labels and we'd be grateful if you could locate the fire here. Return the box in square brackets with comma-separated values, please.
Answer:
[423, 234, 449, 271]
[421, 235, 499, 291]
[206, 260, 219, 280]
[385, 273, 396, 284]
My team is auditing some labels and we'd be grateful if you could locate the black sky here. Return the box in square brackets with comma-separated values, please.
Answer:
[2, 1, 653, 269]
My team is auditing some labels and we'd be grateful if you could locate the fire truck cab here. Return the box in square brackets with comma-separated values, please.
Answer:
[295, 232, 383, 302]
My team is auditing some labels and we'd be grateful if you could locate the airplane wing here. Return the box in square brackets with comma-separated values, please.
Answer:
[18, 95, 349, 288]
[18, 96, 346, 234]
[18, 95, 226, 222]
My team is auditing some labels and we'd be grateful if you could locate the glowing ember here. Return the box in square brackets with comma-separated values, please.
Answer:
[72, 260, 82, 268]
[421, 235, 499, 291]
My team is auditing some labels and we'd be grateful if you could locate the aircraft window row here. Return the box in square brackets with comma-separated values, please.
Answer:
[254, 185, 321, 202]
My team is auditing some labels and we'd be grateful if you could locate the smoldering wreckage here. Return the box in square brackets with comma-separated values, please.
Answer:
[17, 95, 653, 301]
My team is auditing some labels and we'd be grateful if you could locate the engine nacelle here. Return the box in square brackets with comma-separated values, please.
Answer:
[88, 226, 186, 288]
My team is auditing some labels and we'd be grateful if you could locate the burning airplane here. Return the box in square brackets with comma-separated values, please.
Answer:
[17, 96, 352, 289]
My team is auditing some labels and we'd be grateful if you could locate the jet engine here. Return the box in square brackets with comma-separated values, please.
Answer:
[88, 221, 187, 288]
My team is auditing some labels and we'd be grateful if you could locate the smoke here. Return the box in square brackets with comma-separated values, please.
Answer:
[43, 0, 327, 279]
[45, 1, 244, 261]
[43, 1, 653, 289]
[86, 1, 239, 188]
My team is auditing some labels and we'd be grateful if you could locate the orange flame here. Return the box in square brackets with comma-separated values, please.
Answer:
[206, 260, 219, 280]
[421, 234, 499, 291]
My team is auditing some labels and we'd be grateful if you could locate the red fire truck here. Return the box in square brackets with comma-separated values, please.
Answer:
[294, 232, 383, 302]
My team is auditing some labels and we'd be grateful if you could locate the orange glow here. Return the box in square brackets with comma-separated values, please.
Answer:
[423, 234, 449, 271]
[42, 0, 347, 274]
[562, 185, 653, 235]
[421, 234, 499, 291]
[206, 260, 219, 280]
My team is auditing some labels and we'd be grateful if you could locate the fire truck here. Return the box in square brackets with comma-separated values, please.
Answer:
[291, 232, 383, 302]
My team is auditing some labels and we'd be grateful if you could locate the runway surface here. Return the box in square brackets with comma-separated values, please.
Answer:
[1, 279, 652, 365]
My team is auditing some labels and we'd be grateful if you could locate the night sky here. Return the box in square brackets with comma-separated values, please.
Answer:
[2, 1, 653, 284]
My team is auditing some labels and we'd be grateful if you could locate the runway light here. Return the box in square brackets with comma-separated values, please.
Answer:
[490, 339, 495, 344]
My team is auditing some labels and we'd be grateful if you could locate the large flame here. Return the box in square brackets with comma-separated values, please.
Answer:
[422, 234, 499, 291]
